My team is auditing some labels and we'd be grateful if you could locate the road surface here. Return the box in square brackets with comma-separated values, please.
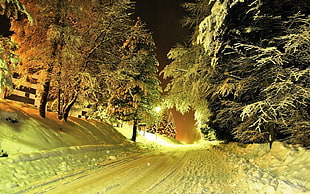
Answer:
[26, 144, 291, 194]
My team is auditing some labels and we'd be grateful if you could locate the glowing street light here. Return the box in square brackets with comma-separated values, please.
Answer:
[155, 106, 162, 113]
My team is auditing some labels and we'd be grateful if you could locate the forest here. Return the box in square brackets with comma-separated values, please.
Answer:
[162, 0, 309, 146]
[0, 0, 309, 146]
[0, 0, 162, 142]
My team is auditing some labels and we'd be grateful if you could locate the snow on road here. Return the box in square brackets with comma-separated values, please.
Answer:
[24, 143, 307, 194]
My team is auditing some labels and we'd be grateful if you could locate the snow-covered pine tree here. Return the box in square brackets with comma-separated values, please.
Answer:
[11, 0, 135, 121]
[201, 0, 309, 145]
[10, 0, 82, 119]
[236, 13, 310, 146]
[164, 0, 309, 146]
[107, 17, 161, 142]
[156, 109, 177, 138]
[0, 0, 31, 94]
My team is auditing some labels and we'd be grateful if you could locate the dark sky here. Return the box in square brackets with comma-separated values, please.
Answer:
[134, 0, 190, 72]
[134, 0, 201, 143]
[0, 15, 11, 36]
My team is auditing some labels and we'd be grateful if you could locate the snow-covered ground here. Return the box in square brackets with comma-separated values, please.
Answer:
[0, 99, 309, 193]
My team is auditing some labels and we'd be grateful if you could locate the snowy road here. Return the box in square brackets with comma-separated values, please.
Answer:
[30, 145, 235, 193]
[26, 143, 307, 194]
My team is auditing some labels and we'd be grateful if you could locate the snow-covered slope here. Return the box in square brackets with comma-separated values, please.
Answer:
[0, 99, 131, 155]
[0, 99, 139, 191]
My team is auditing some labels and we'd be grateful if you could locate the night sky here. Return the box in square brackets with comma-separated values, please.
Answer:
[0, 15, 11, 36]
[134, 0, 200, 143]
[134, 0, 190, 73]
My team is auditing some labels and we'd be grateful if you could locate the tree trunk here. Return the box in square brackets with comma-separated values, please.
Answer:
[39, 0, 62, 119]
[131, 118, 138, 142]
[63, 93, 78, 122]
[268, 123, 276, 149]
[57, 87, 62, 120]
[39, 43, 57, 118]
[39, 79, 50, 118]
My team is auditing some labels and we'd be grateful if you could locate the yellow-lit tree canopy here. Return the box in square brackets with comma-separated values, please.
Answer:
[10, 0, 161, 131]
[108, 18, 161, 141]
[163, 0, 310, 146]
[0, 0, 32, 94]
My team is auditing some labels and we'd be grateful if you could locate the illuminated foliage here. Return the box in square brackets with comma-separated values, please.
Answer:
[0, 0, 32, 22]
[162, 44, 212, 131]
[164, 0, 310, 146]
[10, 0, 85, 119]
[10, 0, 140, 121]
[82, 0, 137, 111]
[107, 18, 161, 141]
[0, 37, 19, 93]
[0, 0, 31, 94]
[147, 109, 176, 138]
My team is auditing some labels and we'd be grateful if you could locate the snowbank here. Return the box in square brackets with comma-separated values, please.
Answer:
[0, 99, 132, 155]
[220, 142, 310, 193]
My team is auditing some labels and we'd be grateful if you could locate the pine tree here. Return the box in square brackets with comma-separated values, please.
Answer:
[163, 0, 310, 146]
[202, 0, 310, 145]
[0, 0, 31, 94]
[108, 17, 161, 142]
[156, 109, 177, 138]
[161, 0, 213, 131]
[235, 13, 310, 145]
[10, 0, 135, 121]
[10, 0, 83, 118]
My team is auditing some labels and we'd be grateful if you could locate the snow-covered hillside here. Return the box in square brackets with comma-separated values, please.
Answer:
[0, 99, 309, 193]
[0, 99, 138, 191]
[0, 99, 133, 155]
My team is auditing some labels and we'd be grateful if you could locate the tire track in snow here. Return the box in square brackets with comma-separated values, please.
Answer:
[146, 146, 237, 194]
[101, 150, 188, 193]
[45, 145, 237, 194]
[21, 152, 146, 193]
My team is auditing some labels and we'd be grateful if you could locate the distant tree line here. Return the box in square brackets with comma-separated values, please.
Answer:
[163, 0, 309, 146]
[0, 0, 161, 142]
